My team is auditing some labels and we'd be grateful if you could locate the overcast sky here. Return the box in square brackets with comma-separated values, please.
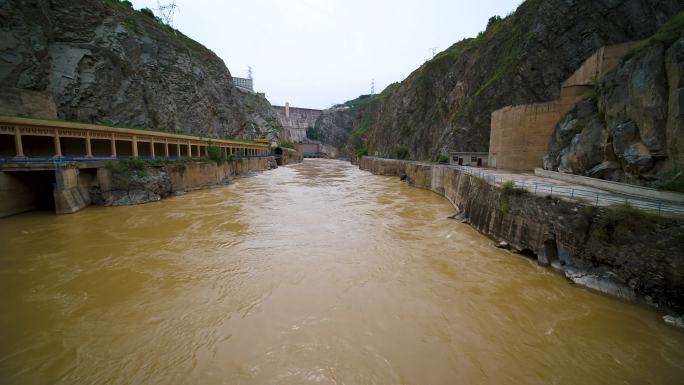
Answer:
[129, 0, 521, 109]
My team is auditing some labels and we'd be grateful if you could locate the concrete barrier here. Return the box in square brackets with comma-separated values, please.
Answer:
[534, 168, 684, 204]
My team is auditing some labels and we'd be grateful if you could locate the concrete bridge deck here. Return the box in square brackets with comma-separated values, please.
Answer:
[0, 115, 277, 218]
[0, 115, 270, 161]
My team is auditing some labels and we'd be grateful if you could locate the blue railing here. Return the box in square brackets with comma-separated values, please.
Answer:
[448, 164, 684, 216]
[0, 154, 276, 164]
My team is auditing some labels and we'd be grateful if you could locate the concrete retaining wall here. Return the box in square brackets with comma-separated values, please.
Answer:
[0, 157, 283, 217]
[358, 157, 684, 314]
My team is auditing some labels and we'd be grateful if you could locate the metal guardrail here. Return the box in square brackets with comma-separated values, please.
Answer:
[449, 164, 684, 216]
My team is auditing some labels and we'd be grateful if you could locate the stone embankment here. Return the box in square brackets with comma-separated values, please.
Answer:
[358, 157, 684, 318]
[56, 157, 280, 212]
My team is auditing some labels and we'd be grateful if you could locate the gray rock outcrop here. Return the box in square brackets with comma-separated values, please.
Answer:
[545, 36, 684, 185]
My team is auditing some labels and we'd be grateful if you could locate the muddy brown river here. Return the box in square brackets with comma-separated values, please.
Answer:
[1, 159, 683, 384]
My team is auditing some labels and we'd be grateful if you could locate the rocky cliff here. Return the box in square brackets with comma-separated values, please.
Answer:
[0, 0, 282, 140]
[308, 108, 357, 156]
[545, 15, 684, 189]
[352, 0, 683, 161]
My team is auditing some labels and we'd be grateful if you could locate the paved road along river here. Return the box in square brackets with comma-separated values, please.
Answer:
[1, 159, 683, 384]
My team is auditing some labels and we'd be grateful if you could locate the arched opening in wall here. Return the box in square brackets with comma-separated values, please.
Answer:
[274, 147, 284, 165]
[22, 136, 54, 157]
[518, 248, 537, 260]
[61, 137, 86, 157]
[116, 140, 133, 157]
[0, 134, 15, 158]
[91, 139, 111, 157]
[0, 170, 56, 217]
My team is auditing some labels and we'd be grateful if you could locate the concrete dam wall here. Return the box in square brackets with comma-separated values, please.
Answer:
[358, 157, 684, 314]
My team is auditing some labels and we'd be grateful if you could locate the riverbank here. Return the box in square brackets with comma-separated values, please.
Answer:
[0, 156, 295, 218]
[87, 157, 280, 208]
[358, 157, 684, 320]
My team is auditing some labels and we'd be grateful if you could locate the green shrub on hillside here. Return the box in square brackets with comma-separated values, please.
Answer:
[437, 153, 450, 164]
[592, 203, 656, 242]
[653, 168, 684, 193]
[139, 7, 155, 19]
[502, 180, 515, 190]
[487, 15, 502, 29]
[207, 144, 226, 165]
[396, 145, 410, 160]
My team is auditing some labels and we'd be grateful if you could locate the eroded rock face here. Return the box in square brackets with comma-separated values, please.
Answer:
[95, 168, 173, 206]
[558, 118, 608, 174]
[309, 108, 358, 157]
[545, 39, 684, 184]
[666, 38, 684, 167]
[0, 0, 282, 139]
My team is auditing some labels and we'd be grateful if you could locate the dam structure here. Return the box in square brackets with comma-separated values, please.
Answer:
[0, 115, 275, 218]
[272, 103, 322, 143]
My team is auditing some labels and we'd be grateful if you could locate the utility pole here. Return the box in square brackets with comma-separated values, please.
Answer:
[157, 0, 178, 28]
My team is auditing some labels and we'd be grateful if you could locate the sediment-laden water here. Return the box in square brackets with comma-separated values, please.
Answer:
[1, 159, 683, 384]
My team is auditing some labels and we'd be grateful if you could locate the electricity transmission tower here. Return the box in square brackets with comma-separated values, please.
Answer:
[371, 79, 375, 95]
[248, 66, 253, 80]
[157, 0, 178, 27]
[430, 46, 439, 58]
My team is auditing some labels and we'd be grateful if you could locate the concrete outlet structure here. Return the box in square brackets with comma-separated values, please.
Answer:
[0, 115, 274, 217]
[488, 42, 639, 171]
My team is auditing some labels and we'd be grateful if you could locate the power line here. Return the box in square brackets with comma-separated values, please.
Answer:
[157, 0, 178, 28]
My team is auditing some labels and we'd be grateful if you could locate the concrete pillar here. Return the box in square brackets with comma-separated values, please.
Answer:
[177, 143, 181, 158]
[13, 126, 24, 158]
[187, 141, 192, 157]
[150, 140, 155, 158]
[223, 146, 228, 157]
[85, 132, 92, 157]
[132, 135, 139, 158]
[110, 134, 117, 157]
[204, 145, 208, 157]
[164, 141, 169, 158]
[54, 131, 62, 158]
[285, 102, 290, 118]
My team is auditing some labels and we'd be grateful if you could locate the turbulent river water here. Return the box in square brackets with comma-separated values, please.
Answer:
[1, 159, 683, 385]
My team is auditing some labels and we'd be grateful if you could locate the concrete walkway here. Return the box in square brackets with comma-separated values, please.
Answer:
[447, 164, 684, 216]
